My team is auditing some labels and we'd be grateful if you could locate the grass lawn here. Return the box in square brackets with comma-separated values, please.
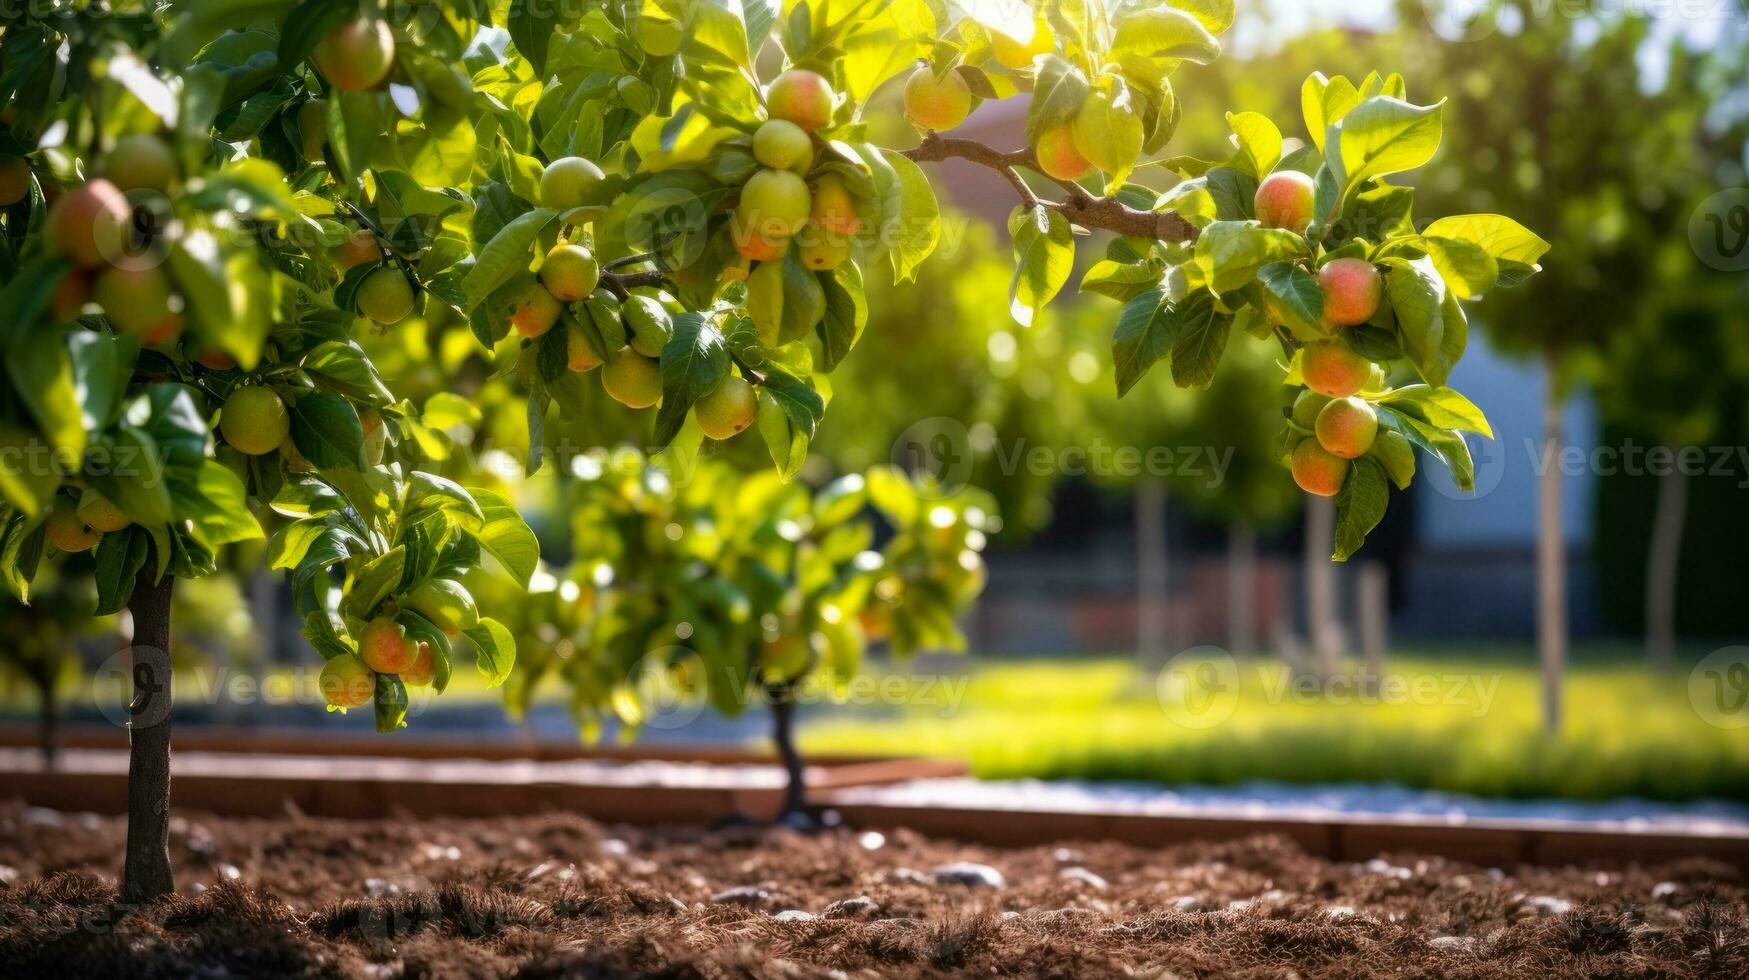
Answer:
[799, 648, 1749, 803]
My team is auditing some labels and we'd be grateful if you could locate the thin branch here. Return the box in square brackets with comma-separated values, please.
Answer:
[901, 133, 1200, 244]
[604, 251, 660, 271]
[600, 269, 672, 300]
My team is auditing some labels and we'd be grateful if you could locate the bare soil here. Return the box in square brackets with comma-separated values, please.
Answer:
[0, 798, 1744, 978]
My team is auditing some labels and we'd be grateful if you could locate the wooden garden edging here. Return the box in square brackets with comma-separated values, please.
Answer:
[3, 726, 1745, 870]
[0, 725, 965, 824]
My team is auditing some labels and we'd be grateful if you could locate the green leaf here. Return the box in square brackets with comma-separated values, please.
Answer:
[179, 459, 264, 547]
[461, 208, 556, 311]
[1378, 406, 1474, 493]
[653, 313, 730, 446]
[881, 150, 940, 283]
[1112, 288, 1173, 396]
[5, 328, 85, 461]
[1300, 71, 1360, 155]
[1191, 220, 1305, 294]
[1168, 292, 1231, 389]
[463, 617, 517, 687]
[1385, 256, 1465, 386]
[1073, 82, 1145, 191]
[343, 545, 405, 620]
[267, 518, 330, 570]
[0, 424, 57, 517]
[301, 341, 394, 404]
[1008, 205, 1073, 327]
[1377, 384, 1492, 437]
[1369, 428, 1416, 490]
[756, 370, 824, 479]
[469, 487, 539, 585]
[817, 261, 867, 372]
[1082, 258, 1164, 301]
[1254, 262, 1324, 334]
[93, 528, 149, 616]
[1332, 456, 1389, 561]
[1421, 213, 1550, 277]
[291, 390, 365, 470]
[1168, 0, 1235, 33]
[1225, 111, 1282, 179]
[1111, 6, 1221, 64]
[1326, 96, 1444, 203]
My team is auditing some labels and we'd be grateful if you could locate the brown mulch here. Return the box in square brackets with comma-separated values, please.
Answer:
[0, 799, 1744, 978]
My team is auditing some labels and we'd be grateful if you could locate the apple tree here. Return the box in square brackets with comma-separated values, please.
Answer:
[489, 449, 993, 822]
[1, 0, 1544, 897]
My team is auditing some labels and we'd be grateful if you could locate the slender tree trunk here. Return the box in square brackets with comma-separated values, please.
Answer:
[1644, 452, 1688, 672]
[1536, 356, 1566, 736]
[1358, 561, 1389, 693]
[1136, 479, 1169, 663]
[121, 569, 175, 903]
[1304, 496, 1342, 676]
[768, 685, 806, 821]
[36, 672, 58, 770]
[1227, 522, 1257, 655]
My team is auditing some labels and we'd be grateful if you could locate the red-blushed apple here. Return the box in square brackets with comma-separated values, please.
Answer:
[766, 69, 835, 132]
[1314, 396, 1380, 459]
[1254, 171, 1316, 234]
[1318, 257, 1383, 326]
[1291, 440, 1351, 497]
[1035, 123, 1093, 181]
[1300, 341, 1373, 398]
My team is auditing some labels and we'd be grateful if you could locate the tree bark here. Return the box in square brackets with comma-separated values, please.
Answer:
[768, 685, 806, 821]
[1644, 451, 1688, 672]
[1136, 479, 1169, 664]
[121, 568, 175, 903]
[1304, 496, 1342, 676]
[1536, 356, 1566, 736]
[1226, 522, 1257, 655]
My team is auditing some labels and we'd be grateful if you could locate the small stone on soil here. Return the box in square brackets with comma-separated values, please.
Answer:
[711, 885, 771, 907]
[774, 909, 817, 922]
[822, 896, 881, 919]
[1057, 867, 1107, 890]
[1429, 936, 1478, 953]
[857, 831, 885, 850]
[929, 862, 1006, 889]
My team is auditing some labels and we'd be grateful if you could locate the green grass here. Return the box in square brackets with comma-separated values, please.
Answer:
[799, 650, 1749, 802]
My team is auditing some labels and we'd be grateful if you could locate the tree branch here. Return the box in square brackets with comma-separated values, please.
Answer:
[600, 269, 673, 301]
[901, 134, 1200, 244]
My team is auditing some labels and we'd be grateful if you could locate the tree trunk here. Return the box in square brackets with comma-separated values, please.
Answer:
[1358, 561, 1388, 693]
[1226, 522, 1257, 655]
[36, 673, 58, 770]
[1644, 452, 1688, 672]
[1536, 357, 1566, 736]
[768, 685, 807, 821]
[1304, 496, 1342, 675]
[121, 569, 175, 903]
[1136, 479, 1169, 664]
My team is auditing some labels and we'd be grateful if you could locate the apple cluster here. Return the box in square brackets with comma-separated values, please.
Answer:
[319, 579, 480, 709]
[1249, 173, 1391, 498]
